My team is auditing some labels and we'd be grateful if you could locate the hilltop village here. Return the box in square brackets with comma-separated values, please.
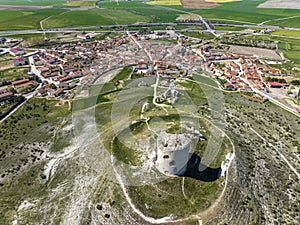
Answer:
[0, 30, 299, 119]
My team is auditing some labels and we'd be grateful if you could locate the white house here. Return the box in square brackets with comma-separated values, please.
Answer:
[77, 33, 91, 40]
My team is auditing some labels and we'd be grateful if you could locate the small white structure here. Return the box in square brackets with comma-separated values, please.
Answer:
[77, 33, 92, 40]
[156, 131, 190, 176]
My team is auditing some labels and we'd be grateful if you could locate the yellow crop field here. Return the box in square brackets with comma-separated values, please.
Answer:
[63, 1, 96, 6]
[147, 0, 182, 6]
[271, 30, 300, 38]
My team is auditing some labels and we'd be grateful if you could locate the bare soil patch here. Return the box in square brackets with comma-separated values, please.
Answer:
[257, 0, 300, 9]
[229, 45, 282, 60]
[180, 0, 219, 8]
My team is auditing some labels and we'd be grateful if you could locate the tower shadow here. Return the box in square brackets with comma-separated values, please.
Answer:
[181, 153, 222, 182]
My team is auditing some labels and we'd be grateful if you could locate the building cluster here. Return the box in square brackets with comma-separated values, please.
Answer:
[0, 86, 14, 103]
[0, 38, 22, 48]
[7, 48, 27, 67]
[198, 44, 289, 92]
[198, 44, 251, 62]
[133, 60, 189, 79]
[32, 36, 132, 97]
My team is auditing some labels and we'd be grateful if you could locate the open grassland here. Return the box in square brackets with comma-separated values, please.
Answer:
[0, 68, 29, 82]
[191, 74, 219, 88]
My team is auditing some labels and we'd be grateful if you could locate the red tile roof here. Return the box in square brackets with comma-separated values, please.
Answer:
[268, 82, 289, 87]
[15, 81, 33, 89]
[11, 78, 29, 86]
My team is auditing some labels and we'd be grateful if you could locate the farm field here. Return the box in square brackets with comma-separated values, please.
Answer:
[271, 30, 300, 38]
[257, 0, 300, 9]
[0, 9, 67, 30]
[191, 0, 300, 26]
[147, 0, 181, 6]
[282, 50, 300, 64]
[62, 1, 96, 7]
[0, 2, 182, 30]
[98, 1, 181, 22]
[43, 8, 150, 28]
[264, 16, 300, 28]
[0, 0, 66, 6]
[0, 0, 299, 30]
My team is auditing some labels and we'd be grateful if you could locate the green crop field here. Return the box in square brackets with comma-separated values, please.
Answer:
[265, 16, 300, 28]
[282, 50, 300, 64]
[271, 30, 300, 38]
[0, 9, 67, 30]
[191, 0, 300, 27]
[99, 1, 180, 22]
[0, 2, 181, 30]
[43, 8, 149, 28]
[0, 0, 299, 30]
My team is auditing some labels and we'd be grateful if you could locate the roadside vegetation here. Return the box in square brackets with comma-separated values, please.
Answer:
[181, 31, 215, 40]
